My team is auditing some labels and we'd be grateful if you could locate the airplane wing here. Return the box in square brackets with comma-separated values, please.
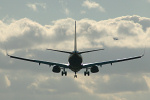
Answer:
[83, 54, 144, 68]
[7, 54, 69, 68]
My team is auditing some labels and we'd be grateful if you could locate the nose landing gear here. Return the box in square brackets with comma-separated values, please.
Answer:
[74, 72, 77, 78]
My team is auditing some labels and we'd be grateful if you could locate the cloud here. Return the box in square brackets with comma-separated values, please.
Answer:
[74, 74, 148, 94]
[27, 73, 81, 94]
[82, 0, 105, 12]
[0, 68, 149, 100]
[0, 15, 150, 100]
[0, 73, 11, 88]
[27, 4, 37, 11]
[1, 15, 150, 100]
[64, 8, 70, 15]
[26, 3, 46, 11]
[0, 69, 95, 100]
[0, 15, 150, 55]
[59, 0, 70, 16]
[4, 75, 11, 87]
[80, 10, 86, 14]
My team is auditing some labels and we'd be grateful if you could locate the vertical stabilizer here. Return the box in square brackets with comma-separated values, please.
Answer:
[74, 21, 77, 51]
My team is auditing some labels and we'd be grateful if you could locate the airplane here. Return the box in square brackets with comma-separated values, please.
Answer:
[113, 37, 119, 40]
[7, 21, 144, 78]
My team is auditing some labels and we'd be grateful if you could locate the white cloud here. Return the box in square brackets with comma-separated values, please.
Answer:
[64, 8, 70, 15]
[4, 75, 11, 87]
[0, 15, 150, 54]
[27, 4, 37, 11]
[59, 0, 70, 16]
[80, 10, 86, 14]
[26, 3, 46, 11]
[143, 74, 150, 90]
[82, 0, 105, 12]
[0, 73, 11, 88]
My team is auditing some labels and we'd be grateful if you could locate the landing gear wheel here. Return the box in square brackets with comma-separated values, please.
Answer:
[65, 71, 67, 76]
[74, 72, 77, 78]
[87, 71, 90, 76]
[84, 71, 90, 76]
[61, 71, 64, 76]
[74, 75, 77, 78]
[61, 71, 67, 76]
[84, 71, 86, 76]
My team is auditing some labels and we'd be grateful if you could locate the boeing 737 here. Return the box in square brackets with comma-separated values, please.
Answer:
[7, 21, 144, 78]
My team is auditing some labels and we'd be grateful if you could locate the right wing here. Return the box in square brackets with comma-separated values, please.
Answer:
[83, 54, 144, 68]
[7, 54, 69, 68]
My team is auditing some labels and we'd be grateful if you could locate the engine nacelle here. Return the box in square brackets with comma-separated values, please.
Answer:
[90, 66, 99, 73]
[52, 66, 61, 73]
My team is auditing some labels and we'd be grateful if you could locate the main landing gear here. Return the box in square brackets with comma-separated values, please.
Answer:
[84, 71, 90, 76]
[61, 71, 67, 76]
[84, 68, 90, 76]
[61, 68, 67, 76]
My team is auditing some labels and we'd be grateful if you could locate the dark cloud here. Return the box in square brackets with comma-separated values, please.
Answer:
[95, 74, 148, 94]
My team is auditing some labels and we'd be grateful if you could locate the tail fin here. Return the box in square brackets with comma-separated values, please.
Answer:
[4, 45, 9, 56]
[47, 21, 104, 54]
[74, 21, 77, 51]
[46, 21, 77, 54]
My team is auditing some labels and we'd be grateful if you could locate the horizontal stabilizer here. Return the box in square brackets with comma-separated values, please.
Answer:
[79, 49, 104, 54]
[46, 49, 72, 54]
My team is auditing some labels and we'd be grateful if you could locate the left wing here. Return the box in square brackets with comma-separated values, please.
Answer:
[83, 54, 144, 68]
[7, 54, 69, 68]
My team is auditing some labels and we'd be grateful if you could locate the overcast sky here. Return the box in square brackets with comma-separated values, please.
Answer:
[0, 0, 150, 100]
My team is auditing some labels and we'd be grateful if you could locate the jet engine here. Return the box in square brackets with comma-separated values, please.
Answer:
[52, 66, 61, 73]
[90, 66, 99, 73]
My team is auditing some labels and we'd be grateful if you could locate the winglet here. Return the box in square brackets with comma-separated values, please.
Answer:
[142, 46, 146, 57]
[6, 50, 9, 56]
[4, 45, 9, 56]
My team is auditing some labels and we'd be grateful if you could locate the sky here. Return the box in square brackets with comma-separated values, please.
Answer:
[0, 0, 150, 100]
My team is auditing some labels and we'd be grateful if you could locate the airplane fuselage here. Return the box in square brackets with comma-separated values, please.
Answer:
[68, 51, 83, 72]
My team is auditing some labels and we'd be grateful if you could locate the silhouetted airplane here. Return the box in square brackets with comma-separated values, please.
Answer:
[7, 21, 144, 78]
[113, 37, 119, 40]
